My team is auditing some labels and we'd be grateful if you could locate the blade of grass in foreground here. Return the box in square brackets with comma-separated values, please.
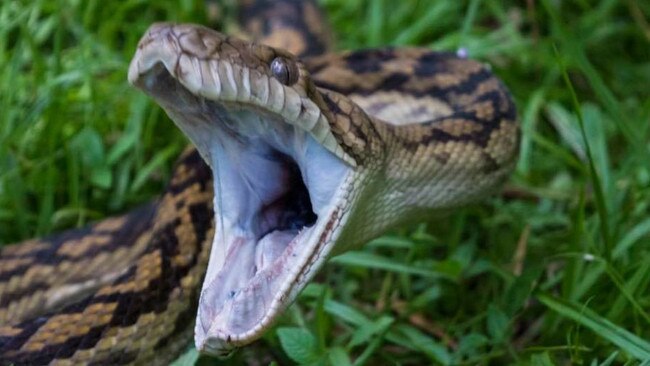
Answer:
[331, 251, 450, 279]
[537, 292, 650, 360]
[540, 0, 645, 159]
[553, 44, 612, 260]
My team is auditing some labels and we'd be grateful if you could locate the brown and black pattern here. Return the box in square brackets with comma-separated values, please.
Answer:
[306, 48, 518, 173]
[0, 204, 156, 326]
[0, 150, 214, 365]
[317, 88, 386, 165]
[0, 0, 520, 363]
[239, 0, 332, 58]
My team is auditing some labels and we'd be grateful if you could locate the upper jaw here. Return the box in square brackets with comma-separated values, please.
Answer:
[128, 25, 354, 356]
[127, 22, 356, 166]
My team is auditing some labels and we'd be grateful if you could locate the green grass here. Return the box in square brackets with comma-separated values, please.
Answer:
[2, 0, 650, 364]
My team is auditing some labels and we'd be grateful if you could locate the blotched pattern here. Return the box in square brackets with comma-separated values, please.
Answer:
[0, 0, 518, 363]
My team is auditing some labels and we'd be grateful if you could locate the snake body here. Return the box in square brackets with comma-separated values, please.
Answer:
[0, 0, 518, 363]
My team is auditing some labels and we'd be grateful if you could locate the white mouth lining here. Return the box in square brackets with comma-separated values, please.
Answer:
[196, 172, 351, 352]
[178, 105, 351, 352]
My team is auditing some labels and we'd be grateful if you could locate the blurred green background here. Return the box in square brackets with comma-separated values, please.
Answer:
[1, 0, 649, 364]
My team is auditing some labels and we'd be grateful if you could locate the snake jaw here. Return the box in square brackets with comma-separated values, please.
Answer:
[129, 23, 356, 356]
[185, 109, 350, 355]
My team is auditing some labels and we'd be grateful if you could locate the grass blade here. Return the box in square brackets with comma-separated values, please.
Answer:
[553, 44, 613, 260]
[537, 292, 650, 360]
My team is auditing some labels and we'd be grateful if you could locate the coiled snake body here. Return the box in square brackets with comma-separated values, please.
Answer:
[0, 0, 518, 363]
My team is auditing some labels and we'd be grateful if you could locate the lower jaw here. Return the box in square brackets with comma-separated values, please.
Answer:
[194, 191, 352, 356]
[195, 221, 312, 348]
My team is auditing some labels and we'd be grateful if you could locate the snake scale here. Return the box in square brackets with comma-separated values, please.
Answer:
[0, 0, 518, 364]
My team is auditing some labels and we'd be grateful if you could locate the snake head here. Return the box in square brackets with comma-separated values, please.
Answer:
[129, 23, 357, 167]
[128, 23, 361, 356]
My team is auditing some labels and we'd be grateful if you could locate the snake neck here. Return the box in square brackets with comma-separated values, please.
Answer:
[308, 51, 520, 253]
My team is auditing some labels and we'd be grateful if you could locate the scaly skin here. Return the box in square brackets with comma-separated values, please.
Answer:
[128, 23, 518, 355]
[0, 0, 518, 363]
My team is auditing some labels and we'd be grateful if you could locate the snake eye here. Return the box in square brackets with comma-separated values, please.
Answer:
[270, 57, 298, 86]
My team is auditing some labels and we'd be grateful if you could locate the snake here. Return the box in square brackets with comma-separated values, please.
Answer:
[0, 0, 519, 364]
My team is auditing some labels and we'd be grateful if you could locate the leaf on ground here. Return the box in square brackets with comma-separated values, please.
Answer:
[277, 327, 320, 365]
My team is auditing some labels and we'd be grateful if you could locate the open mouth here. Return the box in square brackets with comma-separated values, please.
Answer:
[128, 25, 353, 355]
